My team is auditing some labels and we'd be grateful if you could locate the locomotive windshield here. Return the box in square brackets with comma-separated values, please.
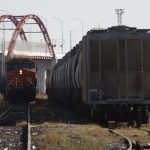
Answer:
[6, 62, 35, 71]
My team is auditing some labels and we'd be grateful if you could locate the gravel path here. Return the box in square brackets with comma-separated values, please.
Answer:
[0, 126, 24, 150]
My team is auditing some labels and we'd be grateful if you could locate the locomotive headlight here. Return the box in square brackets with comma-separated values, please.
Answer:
[19, 70, 22, 75]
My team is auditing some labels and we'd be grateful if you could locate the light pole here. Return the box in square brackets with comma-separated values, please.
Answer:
[0, 10, 9, 76]
[70, 30, 75, 50]
[0, 21, 5, 76]
[39, 16, 48, 54]
[73, 17, 83, 38]
[52, 17, 64, 54]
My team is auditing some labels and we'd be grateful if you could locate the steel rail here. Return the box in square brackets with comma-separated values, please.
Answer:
[108, 129, 132, 150]
[27, 105, 31, 150]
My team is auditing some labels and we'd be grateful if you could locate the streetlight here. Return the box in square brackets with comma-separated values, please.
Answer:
[73, 17, 83, 38]
[0, 17, 6, 76]
[52, 17, 64, 54]
[0, 10, 10, 76]
[70, 30, 75, 50]
[0, 10, 14, 76]
[38, 15, 48, 55]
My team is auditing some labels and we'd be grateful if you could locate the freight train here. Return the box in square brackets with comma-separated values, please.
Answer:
[0, 76, 5, 94]
[46, 26, 150, 126]
[5, 58, 37, 103]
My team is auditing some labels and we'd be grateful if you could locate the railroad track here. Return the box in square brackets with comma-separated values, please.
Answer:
[108, 129, 132, 150]
[109, 127, 150, 150]
[0, 104, 31, 150]
[27, 104, 31, 150]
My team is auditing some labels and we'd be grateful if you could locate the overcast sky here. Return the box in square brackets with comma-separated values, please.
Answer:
[1, 0, 150, 53]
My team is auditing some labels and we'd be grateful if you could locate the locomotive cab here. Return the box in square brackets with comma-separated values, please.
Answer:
[5, 58, 37, 104]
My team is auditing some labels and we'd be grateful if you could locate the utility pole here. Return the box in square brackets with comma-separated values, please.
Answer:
[70, 30, 75, 50]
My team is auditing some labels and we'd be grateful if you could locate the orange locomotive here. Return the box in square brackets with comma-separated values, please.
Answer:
[5, 58, 37, 103]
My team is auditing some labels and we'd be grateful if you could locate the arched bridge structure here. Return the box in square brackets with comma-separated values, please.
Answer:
[6, 14, 55, 60]
[0, 15, 27, 41]
[0, 14, 56, 93]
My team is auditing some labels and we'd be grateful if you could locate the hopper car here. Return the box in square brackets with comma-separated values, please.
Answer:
[5, 58, 37, 103]
[46, 26, 150, 126]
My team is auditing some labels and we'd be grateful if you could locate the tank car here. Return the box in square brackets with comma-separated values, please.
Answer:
[5, 58, 37, 103]
[47, 26, 150, 126]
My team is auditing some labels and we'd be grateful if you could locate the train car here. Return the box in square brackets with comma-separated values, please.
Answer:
[5, 58, 37, 103]
[0, 75, 5, 94]
[46, 26, 150, 126]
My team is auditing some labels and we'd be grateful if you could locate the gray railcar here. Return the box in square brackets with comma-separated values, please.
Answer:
[47, 26, 150, 125]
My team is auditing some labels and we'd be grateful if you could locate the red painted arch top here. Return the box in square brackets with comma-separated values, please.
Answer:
[6, 14, 55, 60]
[0, 15, 27, 40]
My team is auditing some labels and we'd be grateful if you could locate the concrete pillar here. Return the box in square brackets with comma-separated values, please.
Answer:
[37, 67, 45, 93]
[36, 59, 56, 93]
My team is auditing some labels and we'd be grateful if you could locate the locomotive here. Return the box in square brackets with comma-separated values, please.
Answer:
[46, 26, 150, 126]
[5, 58, 37, 103]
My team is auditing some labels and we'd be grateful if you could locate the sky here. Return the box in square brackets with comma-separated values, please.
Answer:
[1, 0, 150, 55]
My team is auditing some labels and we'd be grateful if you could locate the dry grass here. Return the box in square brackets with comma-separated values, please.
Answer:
[35, 123, 121, 150]
[141, 122, 150, 130]
[16, 119, 27, 127]
[30, 102, 122, 149]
